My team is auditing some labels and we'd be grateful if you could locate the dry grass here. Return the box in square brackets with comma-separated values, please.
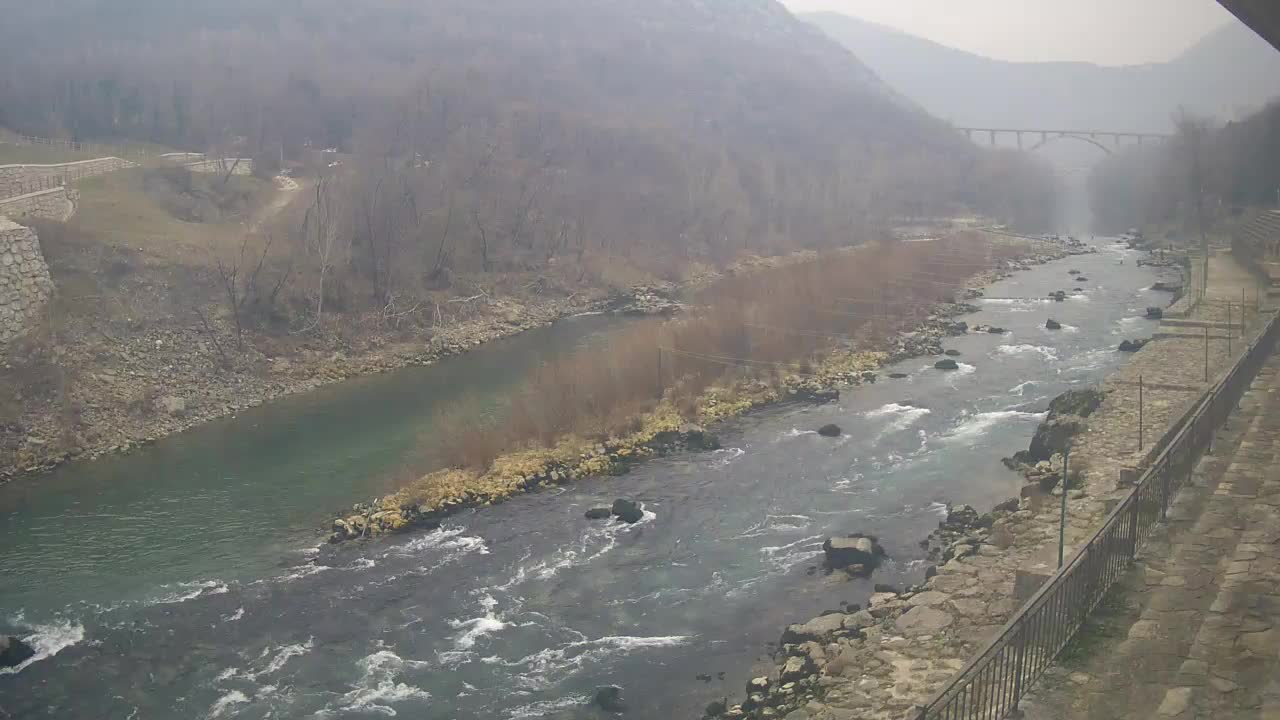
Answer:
[58, 169, 275, 278]
[424, 232, 1026, 473]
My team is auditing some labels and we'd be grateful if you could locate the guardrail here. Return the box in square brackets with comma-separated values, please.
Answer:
[914, 309, 1280, 720]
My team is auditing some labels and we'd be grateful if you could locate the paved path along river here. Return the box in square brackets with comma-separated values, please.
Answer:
[0, 239, 1172, 719]
[1024, 343, 1280, 720]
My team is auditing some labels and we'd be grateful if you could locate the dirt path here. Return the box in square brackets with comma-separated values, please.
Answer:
[247, 174, 304, 234]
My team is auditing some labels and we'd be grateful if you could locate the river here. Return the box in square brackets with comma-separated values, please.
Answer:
[0, 239, 1170, 719]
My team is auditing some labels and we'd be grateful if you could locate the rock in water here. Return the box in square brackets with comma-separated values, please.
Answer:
[888, 373, 909, 379]
[1026, 416, 1083, 462]
[1118, 339, 1148, 353]
[611, 499, 644, 524]
[944, 504, 980, 529]
[943, 349, 962, 357]
[816, 424, 842, 438]
[1146, 307, 1164, 319]
[986, 326, 1007, 334]
[1045, 319, 1062, 330]
[594, 685, 627, 713]
[705, 698, 728, 717]
[0, 635, 35, 668]
[822, 534, 886, 571]
[585, 507, 612, 520]
[934, 359, 959, 371]
[1047, 388, 1105, 418]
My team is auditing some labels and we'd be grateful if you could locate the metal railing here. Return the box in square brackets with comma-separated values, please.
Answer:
[915, 309, 1280, 720]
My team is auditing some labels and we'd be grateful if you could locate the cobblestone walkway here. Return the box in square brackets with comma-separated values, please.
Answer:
[1023, 352, 1280, 720]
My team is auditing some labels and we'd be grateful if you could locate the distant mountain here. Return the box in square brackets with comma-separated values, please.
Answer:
[804, 12, 1280, 133]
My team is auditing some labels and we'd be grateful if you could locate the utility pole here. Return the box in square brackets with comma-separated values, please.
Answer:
[1059, 448, 1070, 569]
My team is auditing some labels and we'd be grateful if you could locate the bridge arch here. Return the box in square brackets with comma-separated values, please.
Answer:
[1027, 133, 1113, 155]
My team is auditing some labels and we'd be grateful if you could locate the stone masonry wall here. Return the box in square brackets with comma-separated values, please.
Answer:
[0, 217, 53, 343]
[0, 157, 135, 199]
[0, 187, 74, 221]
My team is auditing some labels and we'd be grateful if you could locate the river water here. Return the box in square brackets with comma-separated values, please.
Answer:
[1, 240, 1169, 719]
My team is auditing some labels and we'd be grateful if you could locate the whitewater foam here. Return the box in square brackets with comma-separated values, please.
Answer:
[257, 638, 314, 676]
[150, 579, 229, 605]
[710, 447, 746, 467]
[495, 505, 654, 590]
[330, 650, 432, 717]
[486, 635, 690, 690]
[209, 690, 249, 718]
[222, 607, 245, 623]
[997, 344, 1059, 361]
[864, 403, 932, 433]
[507, 695, 592, 719]
[946, 410, 1045, 443]
[450, 594, 507, 650]
[1009, 381, 1036, 396]
[0, 618, 85, 675]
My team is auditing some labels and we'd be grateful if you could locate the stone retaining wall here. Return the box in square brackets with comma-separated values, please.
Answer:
[0, 187, 74, 221]
[0, 157, 134, 199]
[0, 217, 52, 343]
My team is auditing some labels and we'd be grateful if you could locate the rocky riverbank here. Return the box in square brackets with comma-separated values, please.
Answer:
[698, 242, 1197, 720]
[327, 235, 1091, 543]
[0, 291, 607, 482]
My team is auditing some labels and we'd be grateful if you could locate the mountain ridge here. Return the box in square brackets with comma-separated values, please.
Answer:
[804, 12, 1280, 133]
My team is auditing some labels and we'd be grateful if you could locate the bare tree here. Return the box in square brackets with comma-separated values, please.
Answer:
[300, 174, 350, 325]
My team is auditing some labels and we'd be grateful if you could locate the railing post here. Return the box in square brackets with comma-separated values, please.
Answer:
[1012, 624, 1028, 708]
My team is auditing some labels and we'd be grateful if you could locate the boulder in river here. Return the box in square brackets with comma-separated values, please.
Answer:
[611, 498, 644, 524]
[934, 359, 959, 371]
[944, 504, 981, 530]
[585, 507, 612, 520]
[0, 635, 35, 668]
[1151, 281, 1179, 293]
[817, 424, 842, 438]
[594, 685, 627, 713]
[888, 372, 909, 380]
[705, 699, 728, 717]
[1146, 307, 1164, 319]
[1118, 339, 1149, 353]
[944, 349, 962, 357]
[680, 423, 721, 451]
[986, 326, 1007, 334]
[1025, 417, 1083, 463]
[1045, 319, 1062, 330]
[823, 534, 886, 572]
[1068, 269, 1081, 275]
[1047, 387, 1105, 418]
[1076, 276, 1090, 282]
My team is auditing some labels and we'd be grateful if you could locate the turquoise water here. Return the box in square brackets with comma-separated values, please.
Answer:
[0, 314, 620, 615]
[0, 241, 1176, 719]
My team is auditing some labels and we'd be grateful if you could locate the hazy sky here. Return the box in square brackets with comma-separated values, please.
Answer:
[781, 0, 1239, 66]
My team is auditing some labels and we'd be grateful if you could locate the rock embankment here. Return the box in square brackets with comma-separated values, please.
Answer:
[705, 502, 1023, 720]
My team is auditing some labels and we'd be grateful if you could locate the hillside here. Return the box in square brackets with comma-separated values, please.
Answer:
[0, 0, 1061, 478]
[805, 13, 1280, 132]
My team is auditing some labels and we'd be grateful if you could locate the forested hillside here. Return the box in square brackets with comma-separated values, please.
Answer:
[1089, 101, 1280, 234]
[0, 0, 1053, 280]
